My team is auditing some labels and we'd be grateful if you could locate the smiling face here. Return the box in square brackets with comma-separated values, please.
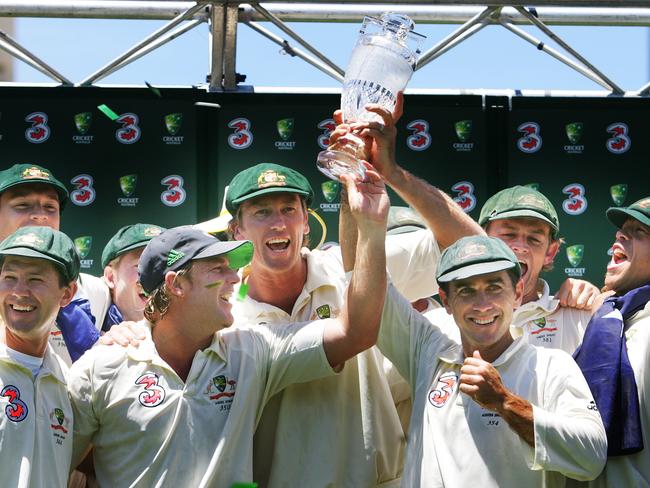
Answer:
[232, 193, 309, 275]
[0, 184, 61, 241]
[104, 248, 147, 322]
[605, 218, 650, 295]
[0, 256, 75, 355]
[485, 217, 559, 304]
[439, 270, 523, 361]
[178, 255, 241, 333]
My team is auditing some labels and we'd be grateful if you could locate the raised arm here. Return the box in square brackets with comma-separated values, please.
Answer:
[330, 93, 484, 250]
[323, 167, 389, 367]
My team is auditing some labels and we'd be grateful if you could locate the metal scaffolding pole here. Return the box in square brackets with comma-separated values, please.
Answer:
[77, 1, 207, 86]
[0, 29, 71, 84]
[244, 20, 344, 82]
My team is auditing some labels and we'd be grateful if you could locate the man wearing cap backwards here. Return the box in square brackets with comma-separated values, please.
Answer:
[333, 99, 600, 355]
[223, 159, 482, 487]
[0, 226, 79, 487]
[67, 169, 392, 487]
[101, 223, 166, 329]
[0, 163, 110, 365]
[569, 197, 650, 487]
[375, 234, 607, 487]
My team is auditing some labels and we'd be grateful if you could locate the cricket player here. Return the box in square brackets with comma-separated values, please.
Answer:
[0, 163, 110, 364]
[225, 159, 482, 487]
[68, 168, 391, 487]
[0, 226, 80, 487]
[376, 234, 607, 487]
[572, 197, 650, 487]
[101, 223, 165, 329]
[333, 99, 600, 355]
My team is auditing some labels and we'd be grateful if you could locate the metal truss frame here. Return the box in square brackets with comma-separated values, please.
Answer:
[0, 1, 649, 95]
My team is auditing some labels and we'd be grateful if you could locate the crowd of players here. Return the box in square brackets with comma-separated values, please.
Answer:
[1, 97, 649, 487]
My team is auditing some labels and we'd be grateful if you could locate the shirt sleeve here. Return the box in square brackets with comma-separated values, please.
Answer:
[377, 284, 446, 388]
[67, 351, 101, 468]
[385, 229, 440, 302]
[528, 350, 607, 481]
[259, 320, 338, 397]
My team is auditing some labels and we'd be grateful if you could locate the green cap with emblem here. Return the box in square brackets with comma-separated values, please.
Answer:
[387, 206, 426, 235]
[606, 196, 650, 229]
[101, 223, 167, 268]
[479, 185, 559, 239]
[226, 163, 314, 214]
[0, 226, 80, 282]
[0, 163, 69, 207]
[437, 235, 521, 283]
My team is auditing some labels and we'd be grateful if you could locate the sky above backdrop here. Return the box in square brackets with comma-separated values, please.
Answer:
[11, 16, 650, 92]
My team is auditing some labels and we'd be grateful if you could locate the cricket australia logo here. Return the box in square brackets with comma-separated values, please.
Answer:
[428, 372, 457, 408]
[135, 373, 166, 408]
[49, 407, 71, 444]
[1, 385, 28, 422]
[163, 113, 184, 145]
[206, 375, 237, 412]
[73, 112, 94, 144]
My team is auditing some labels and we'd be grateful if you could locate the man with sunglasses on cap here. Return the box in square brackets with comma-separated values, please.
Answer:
[571, 197, 650, 487]
[67, 169, 392, 487]
[0, 226, 79, 487]
[375, 234, 607, 487]
[0, 163, 110, 365]
[101, 223, 166, 330]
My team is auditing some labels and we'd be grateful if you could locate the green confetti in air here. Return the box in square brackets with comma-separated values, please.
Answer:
[231, 484, 257, 488]
[145, 80, 162, 98]
[236, 282, 249, 301]
[97, 104, 119, 121]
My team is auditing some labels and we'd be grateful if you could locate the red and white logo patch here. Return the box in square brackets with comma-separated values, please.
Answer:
[317, 118, 336, 149]
[605, 122, 631, 154]
[135, 373, 166, 408]
[1, 385, 28, 422]
[160, 174, 186, 207]
[562, 183, 588, 215]
[227, 118, 253, 149]
[406, 119, 431, 151]
[428, 372, 458, 408]
[25, 112, 50, 144]
[451, 181, 477, 213]
[115, 113, 141, 144]
[70, 174, 96, 206]
[516, 122, 542, 153]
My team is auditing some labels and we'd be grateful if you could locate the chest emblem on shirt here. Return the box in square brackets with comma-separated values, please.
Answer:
[530, 317, 558, 335]
[135, 373, 166, 408]
[316, 304, 331, 319]
[428, 372, 458, 408]
[49, 407, 71, 444]
[205, 375, 237, 412]
[1, 385, 28, 422]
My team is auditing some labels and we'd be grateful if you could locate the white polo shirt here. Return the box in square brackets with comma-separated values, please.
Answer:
[49, 273, 111, 366]
[68, 319, 334, 487]
[426, 279, 592, 355]
[0, 344, 73, 488]
[584, 301, 650, 487]
[236, 229, 440, 488]
[379, 285, 607, 488]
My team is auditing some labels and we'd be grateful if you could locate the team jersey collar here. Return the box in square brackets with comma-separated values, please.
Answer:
[126, 320, 227, 364]
[438, 335, 525, 367]
[512, 279, 558, 327]
[0, 343, 67, 384]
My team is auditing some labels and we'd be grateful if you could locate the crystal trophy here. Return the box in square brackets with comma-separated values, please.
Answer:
[316, 13, 425, 181]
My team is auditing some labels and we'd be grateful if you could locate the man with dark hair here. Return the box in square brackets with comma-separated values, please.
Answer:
[0, 226, 79, 487]
[68, 168, 393, 486]
[101, 223, 165, 329]
[0, 163, 110, 364]
[573, 197, 650, 486]
[376, 234, 607, 487]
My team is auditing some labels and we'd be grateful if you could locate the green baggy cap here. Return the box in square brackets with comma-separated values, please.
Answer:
[0, 163, 69, 207]
[0, 226, 80, 282]
[606, 196, 650, 229]
[437, 235, 521, 284]
[101, 223, 166, 268]
[479, 185, 559, 239]
[226, 163, 314, 214]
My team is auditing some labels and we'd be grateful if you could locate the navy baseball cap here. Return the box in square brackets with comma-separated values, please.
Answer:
[138, 225, 253, 294]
